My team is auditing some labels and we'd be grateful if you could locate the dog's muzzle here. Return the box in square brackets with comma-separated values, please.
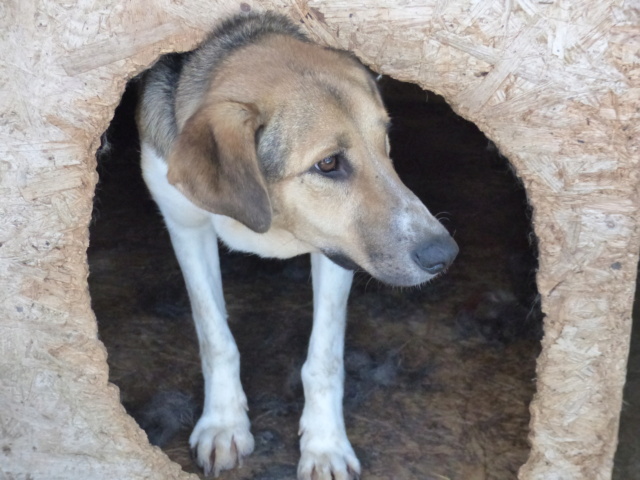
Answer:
[411, 235, 459, 275]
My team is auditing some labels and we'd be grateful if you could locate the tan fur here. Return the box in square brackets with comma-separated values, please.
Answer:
[168, 34, 444, 284]
[167, 101, 271, 232]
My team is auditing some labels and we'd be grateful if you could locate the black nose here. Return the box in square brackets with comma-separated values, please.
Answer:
[411, 236, 459, 275]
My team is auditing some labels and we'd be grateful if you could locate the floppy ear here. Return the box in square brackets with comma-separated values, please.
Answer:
[166, 101, 272, 233]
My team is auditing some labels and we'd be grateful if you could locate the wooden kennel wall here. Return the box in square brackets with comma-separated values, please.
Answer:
[1, 1, 638, 478]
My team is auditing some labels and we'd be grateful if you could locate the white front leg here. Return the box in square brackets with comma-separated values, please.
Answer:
[141, 143, 253, 475]
[298, 252, 360, 480]
[165, 221, 254, 477]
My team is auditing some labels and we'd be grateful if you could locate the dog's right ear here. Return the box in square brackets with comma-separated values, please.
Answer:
[166, 102, 272, 233]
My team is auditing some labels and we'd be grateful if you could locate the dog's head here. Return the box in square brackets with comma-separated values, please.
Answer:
[167, 33, 458, 287]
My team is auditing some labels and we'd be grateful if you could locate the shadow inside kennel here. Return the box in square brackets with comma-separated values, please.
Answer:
[89, 77, 546, 479]
[615, 275, 640, 479]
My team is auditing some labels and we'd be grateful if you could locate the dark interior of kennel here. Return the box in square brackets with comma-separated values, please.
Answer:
[89, 76, 552, 479]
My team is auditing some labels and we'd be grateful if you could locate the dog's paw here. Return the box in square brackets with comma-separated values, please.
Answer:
[189, 413, 254, 476]
[297, 444, 361, 480]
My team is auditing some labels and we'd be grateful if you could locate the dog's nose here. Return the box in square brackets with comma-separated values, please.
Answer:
[411, 236, 459, 275]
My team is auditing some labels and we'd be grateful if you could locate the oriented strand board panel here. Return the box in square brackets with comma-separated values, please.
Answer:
[1, 1, 638, 479]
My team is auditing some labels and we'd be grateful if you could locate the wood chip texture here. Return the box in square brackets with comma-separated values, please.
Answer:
[0, 1, 638, 479]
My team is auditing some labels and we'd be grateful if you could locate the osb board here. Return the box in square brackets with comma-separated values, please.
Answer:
[0, 1, 638, 479]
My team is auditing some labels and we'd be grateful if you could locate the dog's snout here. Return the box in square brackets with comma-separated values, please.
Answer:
[411, 236, 459, 275]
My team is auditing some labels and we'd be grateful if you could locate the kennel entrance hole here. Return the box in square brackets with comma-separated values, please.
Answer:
[89, 74, 541, 478]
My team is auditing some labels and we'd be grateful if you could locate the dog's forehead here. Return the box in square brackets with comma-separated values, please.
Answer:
[212, 34, 386, 121]
[280, 70, 388, 138]
[300, 58, 384, 113]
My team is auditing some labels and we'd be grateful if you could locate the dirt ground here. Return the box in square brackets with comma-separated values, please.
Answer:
[89, 75, 636, 480]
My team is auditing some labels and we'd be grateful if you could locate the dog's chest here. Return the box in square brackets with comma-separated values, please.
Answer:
[211, 214, 314, 259]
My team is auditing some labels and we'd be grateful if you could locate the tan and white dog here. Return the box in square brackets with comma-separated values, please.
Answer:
[137, 12, 458, 480]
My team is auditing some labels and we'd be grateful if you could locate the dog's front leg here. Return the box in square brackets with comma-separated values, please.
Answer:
[298, 252, 360, 480]
[165, 221, 254, 476]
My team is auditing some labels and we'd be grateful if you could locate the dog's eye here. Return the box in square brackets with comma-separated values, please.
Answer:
[316, 155, 340, 173]
[310, 153, 351, 179]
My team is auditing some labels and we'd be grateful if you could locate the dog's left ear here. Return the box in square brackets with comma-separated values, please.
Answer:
[166, 101, 272, 233]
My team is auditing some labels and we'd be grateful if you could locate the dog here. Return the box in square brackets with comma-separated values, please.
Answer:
[136, 12, 458, 479]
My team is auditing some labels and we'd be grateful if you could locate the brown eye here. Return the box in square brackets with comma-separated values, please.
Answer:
[316, 155, 339, 173]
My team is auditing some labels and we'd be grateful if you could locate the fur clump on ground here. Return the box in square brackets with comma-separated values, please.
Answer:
[130, 390, 197, 447]
[456, 289, 543, 345]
